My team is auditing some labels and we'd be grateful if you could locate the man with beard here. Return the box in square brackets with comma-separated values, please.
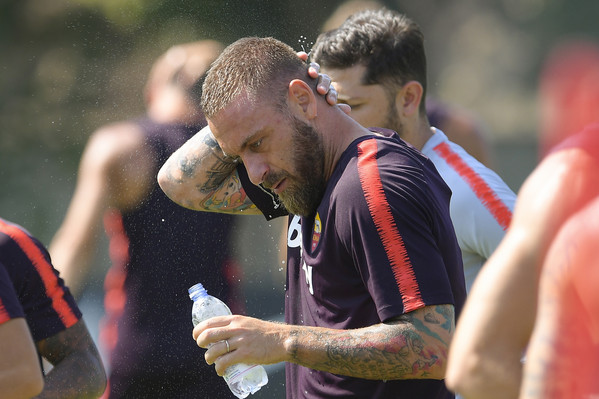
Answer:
[158, 36, 466, 398]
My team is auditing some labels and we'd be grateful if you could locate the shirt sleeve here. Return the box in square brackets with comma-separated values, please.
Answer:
[450, 171, 515, 259]
[0, 219, 82, 342]
[0, 262, 25, 324]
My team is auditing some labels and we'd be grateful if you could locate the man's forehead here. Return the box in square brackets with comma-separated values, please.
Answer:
[208, 98, 261, 157]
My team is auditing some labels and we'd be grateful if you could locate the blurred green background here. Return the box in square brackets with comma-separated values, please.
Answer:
[1, 0, 598, 397]
[4, 0, 599, 238]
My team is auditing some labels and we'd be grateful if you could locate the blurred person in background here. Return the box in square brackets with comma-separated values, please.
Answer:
[447, 123, 599, 399]
[310, 8, 516, 292]
[521, 154, 599, 399]
[0, 217, 106, 398]
[321, 0, 494, 167]
[49, 40, 243, 398]
[446, 40, 599, 399]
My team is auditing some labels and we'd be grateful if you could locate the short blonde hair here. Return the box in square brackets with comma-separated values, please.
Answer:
[201, 37, 311, 119]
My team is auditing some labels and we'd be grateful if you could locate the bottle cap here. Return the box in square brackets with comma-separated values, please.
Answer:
[188, 282, 207, 301]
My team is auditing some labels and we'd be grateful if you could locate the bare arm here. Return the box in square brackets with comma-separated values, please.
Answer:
[49, 123, 154, 295]
[158, 125, 261, 214]
[195, 304, 454, 381]
[0, 318, 45, 398]
[446, 147, 599, 399]
[519, 198, 599, 399]
[35, 319, 107, 399]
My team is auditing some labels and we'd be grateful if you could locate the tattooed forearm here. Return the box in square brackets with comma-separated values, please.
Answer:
[200, 156, 240, 193]
[287, 304, 454, 381]
[158, 125, 261, 214]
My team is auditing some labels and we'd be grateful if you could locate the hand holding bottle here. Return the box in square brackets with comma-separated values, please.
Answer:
[189, 283, 268, 399]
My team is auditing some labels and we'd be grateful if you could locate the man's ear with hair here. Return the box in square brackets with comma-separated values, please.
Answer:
[288, 79, 318, 120]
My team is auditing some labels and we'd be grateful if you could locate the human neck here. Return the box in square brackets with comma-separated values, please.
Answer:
[319, 106, 373, 181]
[399, 116, 434, 151]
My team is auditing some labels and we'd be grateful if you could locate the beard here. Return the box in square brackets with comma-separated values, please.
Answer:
[265, 117, 326, 217]
[384, 95, 404, 136]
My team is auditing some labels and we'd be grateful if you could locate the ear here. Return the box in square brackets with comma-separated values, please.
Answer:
[396, 81, 423, 118]
[288, 79, 317, 120]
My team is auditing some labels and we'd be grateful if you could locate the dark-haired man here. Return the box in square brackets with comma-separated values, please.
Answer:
[310, 8, 516, 292]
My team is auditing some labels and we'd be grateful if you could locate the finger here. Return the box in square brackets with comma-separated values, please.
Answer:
[308, 62, 320, 79]
[193, 321, 228, 348]
[317, 74, 331, 95]
[296, 51, 309, 61]
[337, 103, 352, 115]
[193, 315, 232, 338]
[204, 340, 233, 370]
[325, 88, 338, 105]
[192, 324, 202, 341]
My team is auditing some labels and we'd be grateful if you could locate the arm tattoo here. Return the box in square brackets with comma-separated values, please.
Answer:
[199, 157, 240, 193]
[172, 134, 238, 193]
[288, 305, 454, 380]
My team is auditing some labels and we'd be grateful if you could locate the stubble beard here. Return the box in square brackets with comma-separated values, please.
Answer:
[384, 96, 404, 136]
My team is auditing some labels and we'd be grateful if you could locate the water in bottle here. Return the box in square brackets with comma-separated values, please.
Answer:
[189, 283, 268, 398]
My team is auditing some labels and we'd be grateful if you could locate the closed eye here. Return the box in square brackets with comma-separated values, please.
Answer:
[249, 138, 263, 150]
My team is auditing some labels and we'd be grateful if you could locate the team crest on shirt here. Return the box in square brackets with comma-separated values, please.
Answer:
[311, 213, 322, 251]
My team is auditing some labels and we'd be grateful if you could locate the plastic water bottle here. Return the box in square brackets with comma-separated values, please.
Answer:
[188, 283, 268, 398]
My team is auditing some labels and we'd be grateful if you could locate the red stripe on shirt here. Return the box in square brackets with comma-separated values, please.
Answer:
[0, 220, 78, 327]
[433, 142, 512, 230]
[357, 139, 425, 312]
[0, 299, 9, 323]
[99, 209, 129, 364]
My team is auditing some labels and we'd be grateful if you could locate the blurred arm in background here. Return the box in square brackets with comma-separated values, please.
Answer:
[446, 40, 599, 399]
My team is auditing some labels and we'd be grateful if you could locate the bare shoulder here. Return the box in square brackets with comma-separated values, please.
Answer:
[84, 121, 147, 165]
[81, 121, 155, 209]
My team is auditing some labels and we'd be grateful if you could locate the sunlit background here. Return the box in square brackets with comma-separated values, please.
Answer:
[1, 0, 598, 397]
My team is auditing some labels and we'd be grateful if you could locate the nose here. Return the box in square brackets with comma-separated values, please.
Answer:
[243, 153, 269, 186]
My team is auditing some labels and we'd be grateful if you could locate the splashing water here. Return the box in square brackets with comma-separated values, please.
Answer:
[298, 35, 314, 57]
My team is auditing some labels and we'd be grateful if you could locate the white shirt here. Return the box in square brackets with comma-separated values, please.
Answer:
[421, 128, 516, 291]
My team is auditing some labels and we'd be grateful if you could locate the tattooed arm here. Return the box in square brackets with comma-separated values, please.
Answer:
[158, 125, 261, 214]
[36, 319, 107, 399]
[195, 304, 454, 380]
[286, 304, 454, 380]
